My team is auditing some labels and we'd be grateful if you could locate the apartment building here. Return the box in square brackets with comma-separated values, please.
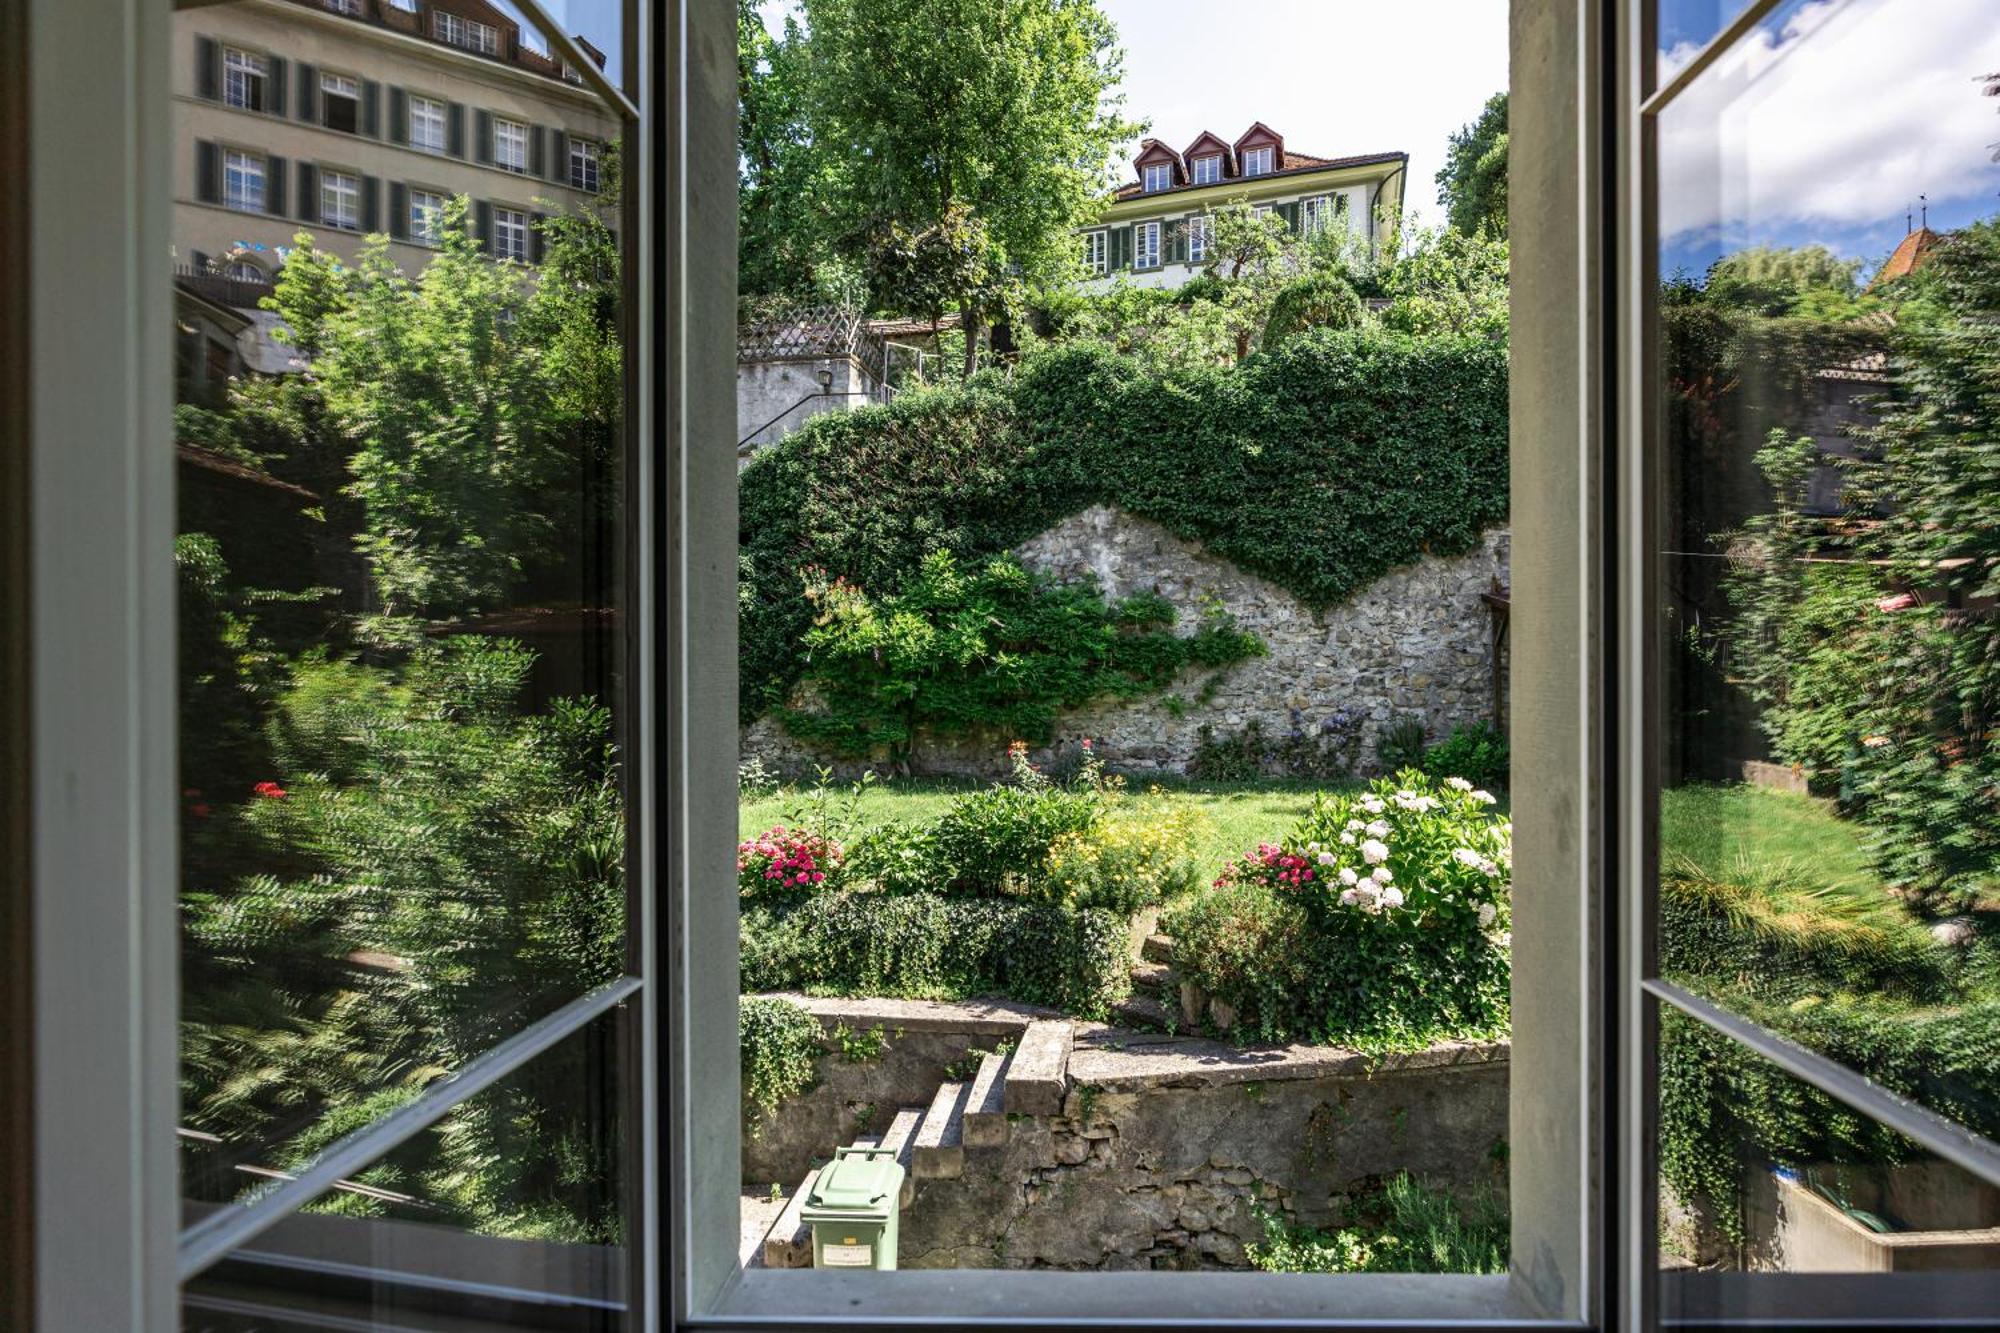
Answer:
[174, 0, 619, 283]
[1082, 123, 1406, 290]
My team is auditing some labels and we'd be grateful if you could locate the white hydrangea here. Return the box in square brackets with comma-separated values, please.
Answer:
[1370, 866, 1393, 884]
[1453, 847, 1485, 869]
[1338, 867, 1359, 886]
[1365, 819, 1391, 838]
[1445, 776, 1473, 791]
[1360, 838, 1389, 865]
[1339, 831, 1357, 846]
[1478, 902, 1498, 928]
[1380, 885, 1405, 908]
[1358, 794, 1386, 815]
[1345, 819, 1365, 833]
[1470, 789, 1497, 805]
[1317, 851, 1337, 867]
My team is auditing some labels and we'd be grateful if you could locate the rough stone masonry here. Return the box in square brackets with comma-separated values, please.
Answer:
[743, 506, 1510, 776]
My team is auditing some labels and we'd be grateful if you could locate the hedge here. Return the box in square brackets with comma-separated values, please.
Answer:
[739, 333, 1509, 722]
[739, 995, 823, 1119]
[740, 891, 1130, 1019]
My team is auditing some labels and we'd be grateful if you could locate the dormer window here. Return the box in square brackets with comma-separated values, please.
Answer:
[1191, 154, 1222, 185]
[436, 11, 501, 55]
[1142, 162, 1173, 193]
[1242, 146, 1274, 177]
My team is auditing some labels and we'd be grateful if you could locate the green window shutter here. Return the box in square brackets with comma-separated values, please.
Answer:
[361, 80, 381, 137]
[265, 155, 288, 218]
[195, 36, 220, 100]
[529, 211, 548, 265]
[528, 125, 546, 179]
[296, 62, 317, 122]
[475, 200, 494, 252]
[473, 110, 493, 165]
[1277, 200, 1301, 232]
[1114, 225, 1131, 271]
[447, 102, 467, 158]
[549, 128, 569, 184]
[195, 140, 220, 205]
[267, 58, 287, 119]
[388, 182, 410, 241]
[388, 87, 408, 144]
[296, 162, 317, 223]
[362, 176, 381, 234]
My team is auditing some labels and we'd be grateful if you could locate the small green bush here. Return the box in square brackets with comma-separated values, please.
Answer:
[1040, 802, 1207, 916]
[924, 783, 1103, 897]
[1374, 713, 1430, 774]
[1189, 710, 1365, 781]
[739, 996, 823, 1119]
[741, 892, 1130, 1018]
[1421, 720, 1509, 793]
[1249, 1173, 1509, 1274]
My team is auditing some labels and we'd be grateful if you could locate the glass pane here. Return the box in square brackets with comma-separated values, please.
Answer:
[1653, 0, 1759, 92]
[1652, 0, 2000, 1145]
[173, 0, 630, 1206]
[1657, 1018, 1998, 1321]
[501, 1, 627, 94]
[182, 1013, 630, 1330]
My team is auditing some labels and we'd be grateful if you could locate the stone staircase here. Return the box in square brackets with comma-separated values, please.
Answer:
[1111, 932, 1181, 1032]
[759, 1019, 1073, 1268]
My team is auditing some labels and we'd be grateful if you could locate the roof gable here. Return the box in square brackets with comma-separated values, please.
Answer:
[1233, 121, 1284, 156]
[1182, 131, 1233, 175]
[1132, 138, 1186, 188]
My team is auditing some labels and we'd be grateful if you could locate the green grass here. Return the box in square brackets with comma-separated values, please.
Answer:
[739, 775, 1356, 882]
[1661, 782, 1879, 897]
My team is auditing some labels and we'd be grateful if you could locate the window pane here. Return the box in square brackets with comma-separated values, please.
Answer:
[1652, 0, 2000, 1147]
[174, 0, 630, 1218]
[182, 1013, 630, 1331]
[1656, 1022, 1997, 1322]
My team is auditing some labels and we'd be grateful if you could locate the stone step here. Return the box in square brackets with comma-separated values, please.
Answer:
[1002, 1019, 1072, 1116]
[761, 1166, 820, 1269]
[912, 1079, 970, 1180]
[1112, 992, 1173, 1032]
[1128, 959, 1179, 994]
[962, 1050, 1010, 1148]
[1141, 933, 1175, 964]
[874, 1106, 925, 1207]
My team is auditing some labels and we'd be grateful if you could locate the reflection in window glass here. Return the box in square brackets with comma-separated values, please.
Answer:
[174, 0, 627, 1252]
[1651, 0, 2000, 1196]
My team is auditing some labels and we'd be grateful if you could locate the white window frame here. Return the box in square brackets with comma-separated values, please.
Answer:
[408, 94, 447, 153]
[320, 168, 359, 230]
[1191, 153, 1222, 185]
[1242, 144, 1274, 177]
[323, 0, 363, 16]
[1133, 219, 1161, 269]
[319, 71, 360, 132]
[569, 136, 602, 192]
[1186, 213, 1210, 263]
[409, 187, 448, 246]
[491, 204, 529, 262]
[435, 10, 500, 55]
[1301, 193, 1343, 236]
[1142, 161, 1173, 193]
[1081, 228, 1107, 275]
[493, 116, 528, 174]
[221, 148, 264, 213]
[222, 46, 266, 112]
[223, 258, 265, 282]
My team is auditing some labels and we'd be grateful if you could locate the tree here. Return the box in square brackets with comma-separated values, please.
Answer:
[1700, 244, 1865, 318]
[1437, 92, 1507, 238]
[738, 0, 845, 300]
[800, 0, 1139, 376]
[1377, 223, 1509, 340]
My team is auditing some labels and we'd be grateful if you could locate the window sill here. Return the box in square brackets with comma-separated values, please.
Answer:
[705, 1270, 1575, 1329]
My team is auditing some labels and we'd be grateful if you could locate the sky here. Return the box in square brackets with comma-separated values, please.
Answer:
[755, 0, 1510, 223]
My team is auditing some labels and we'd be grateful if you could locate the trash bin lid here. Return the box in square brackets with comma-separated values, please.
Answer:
[807, 1150, 901, 1212]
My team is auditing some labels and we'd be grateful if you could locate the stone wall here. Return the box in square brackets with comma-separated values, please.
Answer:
[743, 507, 1510, 777]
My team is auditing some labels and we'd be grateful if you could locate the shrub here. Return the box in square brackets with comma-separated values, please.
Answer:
[1189, 709, 1365, 781]
[925, 782, 1103, 897]
[741, 892, 1130, 1018]
[1421, 720, 1509, 793]
[844, 822, 943, 896]
[738, 825, 844, 901]
[1374, 713, 1430, 774]
[740, 996, 823, 1119]
[1041, 802, 1207, 915]
[1249, 1173, 1509, 1274]
[1167, 773, 1511, 1047]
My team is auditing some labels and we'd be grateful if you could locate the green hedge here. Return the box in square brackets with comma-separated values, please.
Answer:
[739, 333, 1509, 722]
[739, 995, 823, 1119]
[740, 891, 1130, 1018]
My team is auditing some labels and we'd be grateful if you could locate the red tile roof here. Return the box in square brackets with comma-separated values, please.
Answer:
[1869, 227, 1940, 288]
[1111, 149, 1404, 203]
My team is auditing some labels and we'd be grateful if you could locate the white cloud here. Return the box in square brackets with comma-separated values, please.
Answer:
[1657, 0, 2000, 245]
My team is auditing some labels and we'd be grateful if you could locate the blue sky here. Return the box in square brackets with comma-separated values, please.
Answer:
[755, 1, 1510, 222]
[1655, 0, 2000, 281]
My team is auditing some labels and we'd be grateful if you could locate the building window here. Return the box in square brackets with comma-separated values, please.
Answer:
[222, 47, 267, 112]
[1187, 214, 1211, 263]
[410, 188, 448, 245]
[320, 72, 360, 133]
[321, 169, 360, 230]
[1243, 145, 1274, 176]
[222, 149, 265, 213]
[1302, 193, 1343, 236]
[1142, 161, 1173, 193]
[435, 10, 500, 55]
[492, 205, 529, 262]
[323, 0, 362, 14]
[1251, 203, 1274, 220]
[1191, 154, 1222, 185]
[1134, 219, 1161, 269]
[408, 95, 447, 153]
[1082, 229, 1107, 275]
[569, 137, 602, 192]
[224, 259, 265, 283]
[493, 117, 528, 174]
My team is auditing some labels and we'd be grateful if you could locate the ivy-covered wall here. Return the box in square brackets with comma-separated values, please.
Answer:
[738, 333, 1511, 755]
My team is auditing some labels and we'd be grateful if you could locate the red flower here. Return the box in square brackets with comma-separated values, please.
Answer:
[252, 781, 288, 800]
[189, 802, 212, 819]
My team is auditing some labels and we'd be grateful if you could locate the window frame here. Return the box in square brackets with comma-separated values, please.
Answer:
[1186, 212, 1210, 263]
[490, 202, 530, 261]
[1133, 218, 1161, 269]
[319, 70, 360, 133]
[570, 135, 602, 192]
[407, 93, 447, 153]
[1241, 144, 1273, 177]
[493, 114, 528, 173]
[408, 186, 449, 246]
[1081, 227, 1107, 275]
[435, 10, 500, 56]
[1191, 153, 1222, 185]
[1142, 160, 1172, 193]
[221, 45, 266, 112]
[221, 147, 265, 213]
[320, 166, 360, 230]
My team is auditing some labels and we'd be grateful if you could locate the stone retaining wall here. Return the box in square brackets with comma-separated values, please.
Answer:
[743, 508, 1509, 777]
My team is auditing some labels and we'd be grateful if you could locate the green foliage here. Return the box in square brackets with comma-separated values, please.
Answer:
[833, 1022, 887, 1063]
[1700, 244, 1867, 319]
[1421, 720, 1509, 792]
[1262, 270, 1365, 350]
[1041, 801, 1207, 915]
[924, 781, 1104, 896]
[1249, 1173, 1509, 1274]
[1377, 224, 1509, 340]
[1374, 713, 1430, 774]
[740, 334, 1509, 723]
[741, 891, 1131, 1018]
[1189, 711, 1365, 781]
[740, 996, 824, 1118]
[781, 551, 1262, 762]
[1436, 92, 1508, 239]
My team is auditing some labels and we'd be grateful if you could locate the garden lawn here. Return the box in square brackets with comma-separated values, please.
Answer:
[740, 776, 1359, 886]
[1660, 782, 1878, 898]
